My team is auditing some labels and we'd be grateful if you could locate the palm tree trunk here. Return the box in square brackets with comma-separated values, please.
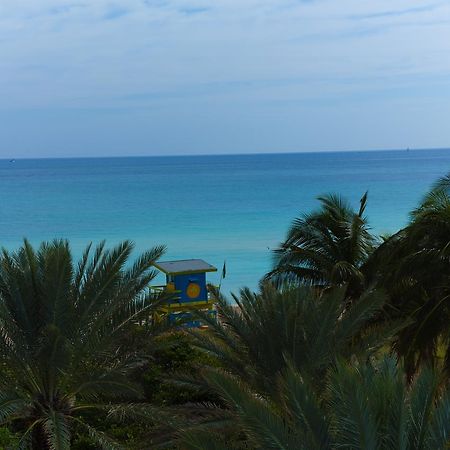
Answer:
[32, 425, 50, 450]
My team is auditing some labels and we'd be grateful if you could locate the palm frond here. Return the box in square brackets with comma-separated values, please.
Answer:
[0, 391, 29, 422]
[71, 418, 123, 450]
[408, 367, 439, 450]
[180, 430, 236, 450]
[279, 364, 330, 449]
[268, 191, 375, 294]
[203, 368, 300, 449]
[43, 410, 71, 450]
[427, 387, 450, 449]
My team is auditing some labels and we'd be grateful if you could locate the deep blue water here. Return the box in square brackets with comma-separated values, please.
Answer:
[1, 149, 450, 293]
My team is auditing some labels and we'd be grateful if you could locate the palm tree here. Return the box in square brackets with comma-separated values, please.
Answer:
[189, 284, 402, 396]
[267, 193, 375, 297]
[180, 357, 450, 450]
[0, 239, 167, 449]
[372, 174, 450, 376]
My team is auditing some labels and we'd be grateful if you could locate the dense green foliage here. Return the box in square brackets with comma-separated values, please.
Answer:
[190, 285, 402, 395]
[180, 357, 450, 450]
[0, 426, 20, 449]
[178, 285, 449, 449]
[372, 175, 450, 376]
[132, 332, 218, 406]
[0, 240, 167, 449]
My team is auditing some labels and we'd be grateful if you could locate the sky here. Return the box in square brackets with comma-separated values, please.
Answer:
[0, 0, 450, 158]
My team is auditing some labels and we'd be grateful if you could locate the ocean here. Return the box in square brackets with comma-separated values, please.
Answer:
[1, 149, 450, 294]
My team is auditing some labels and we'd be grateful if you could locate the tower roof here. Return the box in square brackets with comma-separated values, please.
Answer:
[153, 259, 217, 275]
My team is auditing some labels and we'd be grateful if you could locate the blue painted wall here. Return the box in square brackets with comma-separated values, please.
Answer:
[171, 272, 207, 303]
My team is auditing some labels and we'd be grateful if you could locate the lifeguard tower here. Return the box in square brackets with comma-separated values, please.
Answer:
[152, 259, 217, 326]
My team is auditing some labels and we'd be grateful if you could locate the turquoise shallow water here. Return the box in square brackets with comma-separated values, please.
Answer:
[1, 149, 450, 294]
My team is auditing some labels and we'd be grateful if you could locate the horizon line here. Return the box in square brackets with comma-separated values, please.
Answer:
[1, 146, 450, 161]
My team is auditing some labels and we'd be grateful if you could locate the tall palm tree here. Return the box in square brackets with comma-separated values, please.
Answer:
[189, 284, 402, 396]
[180, 357, 450, 450]
[267, 193, 375, 296]
[0, 239, 166, 449]
[372, 174, 450, 376]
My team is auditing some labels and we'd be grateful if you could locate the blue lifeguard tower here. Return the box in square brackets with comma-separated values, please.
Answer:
[152, 259, 217, 326]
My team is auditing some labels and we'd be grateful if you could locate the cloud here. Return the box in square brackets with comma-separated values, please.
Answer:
[179, 6, 209, 15]
[349, 2, 442, 20]
[103, 6, 129, 20]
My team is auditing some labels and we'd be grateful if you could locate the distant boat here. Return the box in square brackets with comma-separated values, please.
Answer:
[9, 159, 15, 163]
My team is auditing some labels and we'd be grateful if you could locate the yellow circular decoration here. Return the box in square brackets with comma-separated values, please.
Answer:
[186, 282, 201, 299]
